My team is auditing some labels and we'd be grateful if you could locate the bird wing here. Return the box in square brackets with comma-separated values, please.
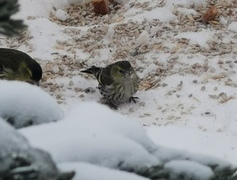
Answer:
[0, 63, 31, 80]
[0, 65, 13, 79]
[0, 48, 34, 70]
[0, 49, 22, 71]
[0, 49, 33, 80]
[98, 67, 113, 87]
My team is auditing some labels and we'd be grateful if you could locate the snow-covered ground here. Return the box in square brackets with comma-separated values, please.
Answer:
[0, 80, 63, 128]
[19, 101, 235, 179]
[1, 0, 237, 177]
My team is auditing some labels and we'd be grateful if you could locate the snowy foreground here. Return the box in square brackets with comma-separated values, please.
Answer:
[0, 81, 63, 128]
[1, 0, 237, 179]
[0, 80, 236, 179]
[17, 98, 237, 180]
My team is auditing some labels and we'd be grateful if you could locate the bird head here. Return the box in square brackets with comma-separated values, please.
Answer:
[110, 61, 135, 82]
[20, 61, 42, 86]
[29, 61, 42, 86]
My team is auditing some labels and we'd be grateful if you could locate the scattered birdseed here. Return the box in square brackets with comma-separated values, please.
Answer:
[201, 86, 206, 91]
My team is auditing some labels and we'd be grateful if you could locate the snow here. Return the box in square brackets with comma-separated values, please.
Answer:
[147, 125, 237, 165]
[27, 18, 69, 60]
[20, 102, 159, 169]
[0, 117, 30, 152]
[17, 0, 53, 18]
[125, 7, 176, 23]
[20, 102, 235, 179]
[176, 30, 214, 47]
[67, 0, 92, 5]
[228, 22, 237, 32]
[136, 30, 150, 46]
[59, 162, 149, 180]
[0, 80, 63, 128]
[1, 0, 237, 178]
[166, 0, 203, 6]
[175, 7, 198, 16]
[55, 9, 70, 21]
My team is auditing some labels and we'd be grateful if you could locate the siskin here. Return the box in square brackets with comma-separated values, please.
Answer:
[0, 48, 42, 85]
[81, 61, 140, 109]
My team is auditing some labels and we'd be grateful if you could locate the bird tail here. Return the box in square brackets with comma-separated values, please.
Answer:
[81, 66, 101, 76]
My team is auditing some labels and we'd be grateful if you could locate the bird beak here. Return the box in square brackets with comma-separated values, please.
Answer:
[125, 71, 132, 78]
[26, 80, 39, 86]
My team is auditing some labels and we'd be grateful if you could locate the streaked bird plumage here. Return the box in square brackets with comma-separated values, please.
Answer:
[0, 48, 42, 85]
[81, 61, 139, 109]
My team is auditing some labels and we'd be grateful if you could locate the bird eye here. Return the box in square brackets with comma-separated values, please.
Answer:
[119, 70, 125, 74]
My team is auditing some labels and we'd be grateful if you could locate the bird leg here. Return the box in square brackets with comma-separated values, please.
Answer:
[129, 96, 139, 103]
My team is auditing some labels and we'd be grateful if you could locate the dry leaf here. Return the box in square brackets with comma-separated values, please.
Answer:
[202, 6, 219, 22]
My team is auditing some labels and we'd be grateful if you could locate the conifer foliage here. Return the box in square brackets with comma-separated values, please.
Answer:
[0, 0, 26, 36]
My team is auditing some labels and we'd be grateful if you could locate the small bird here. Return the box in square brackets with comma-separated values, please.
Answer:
[81, 61, 139, 109]
[0, 48, 42, 85]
